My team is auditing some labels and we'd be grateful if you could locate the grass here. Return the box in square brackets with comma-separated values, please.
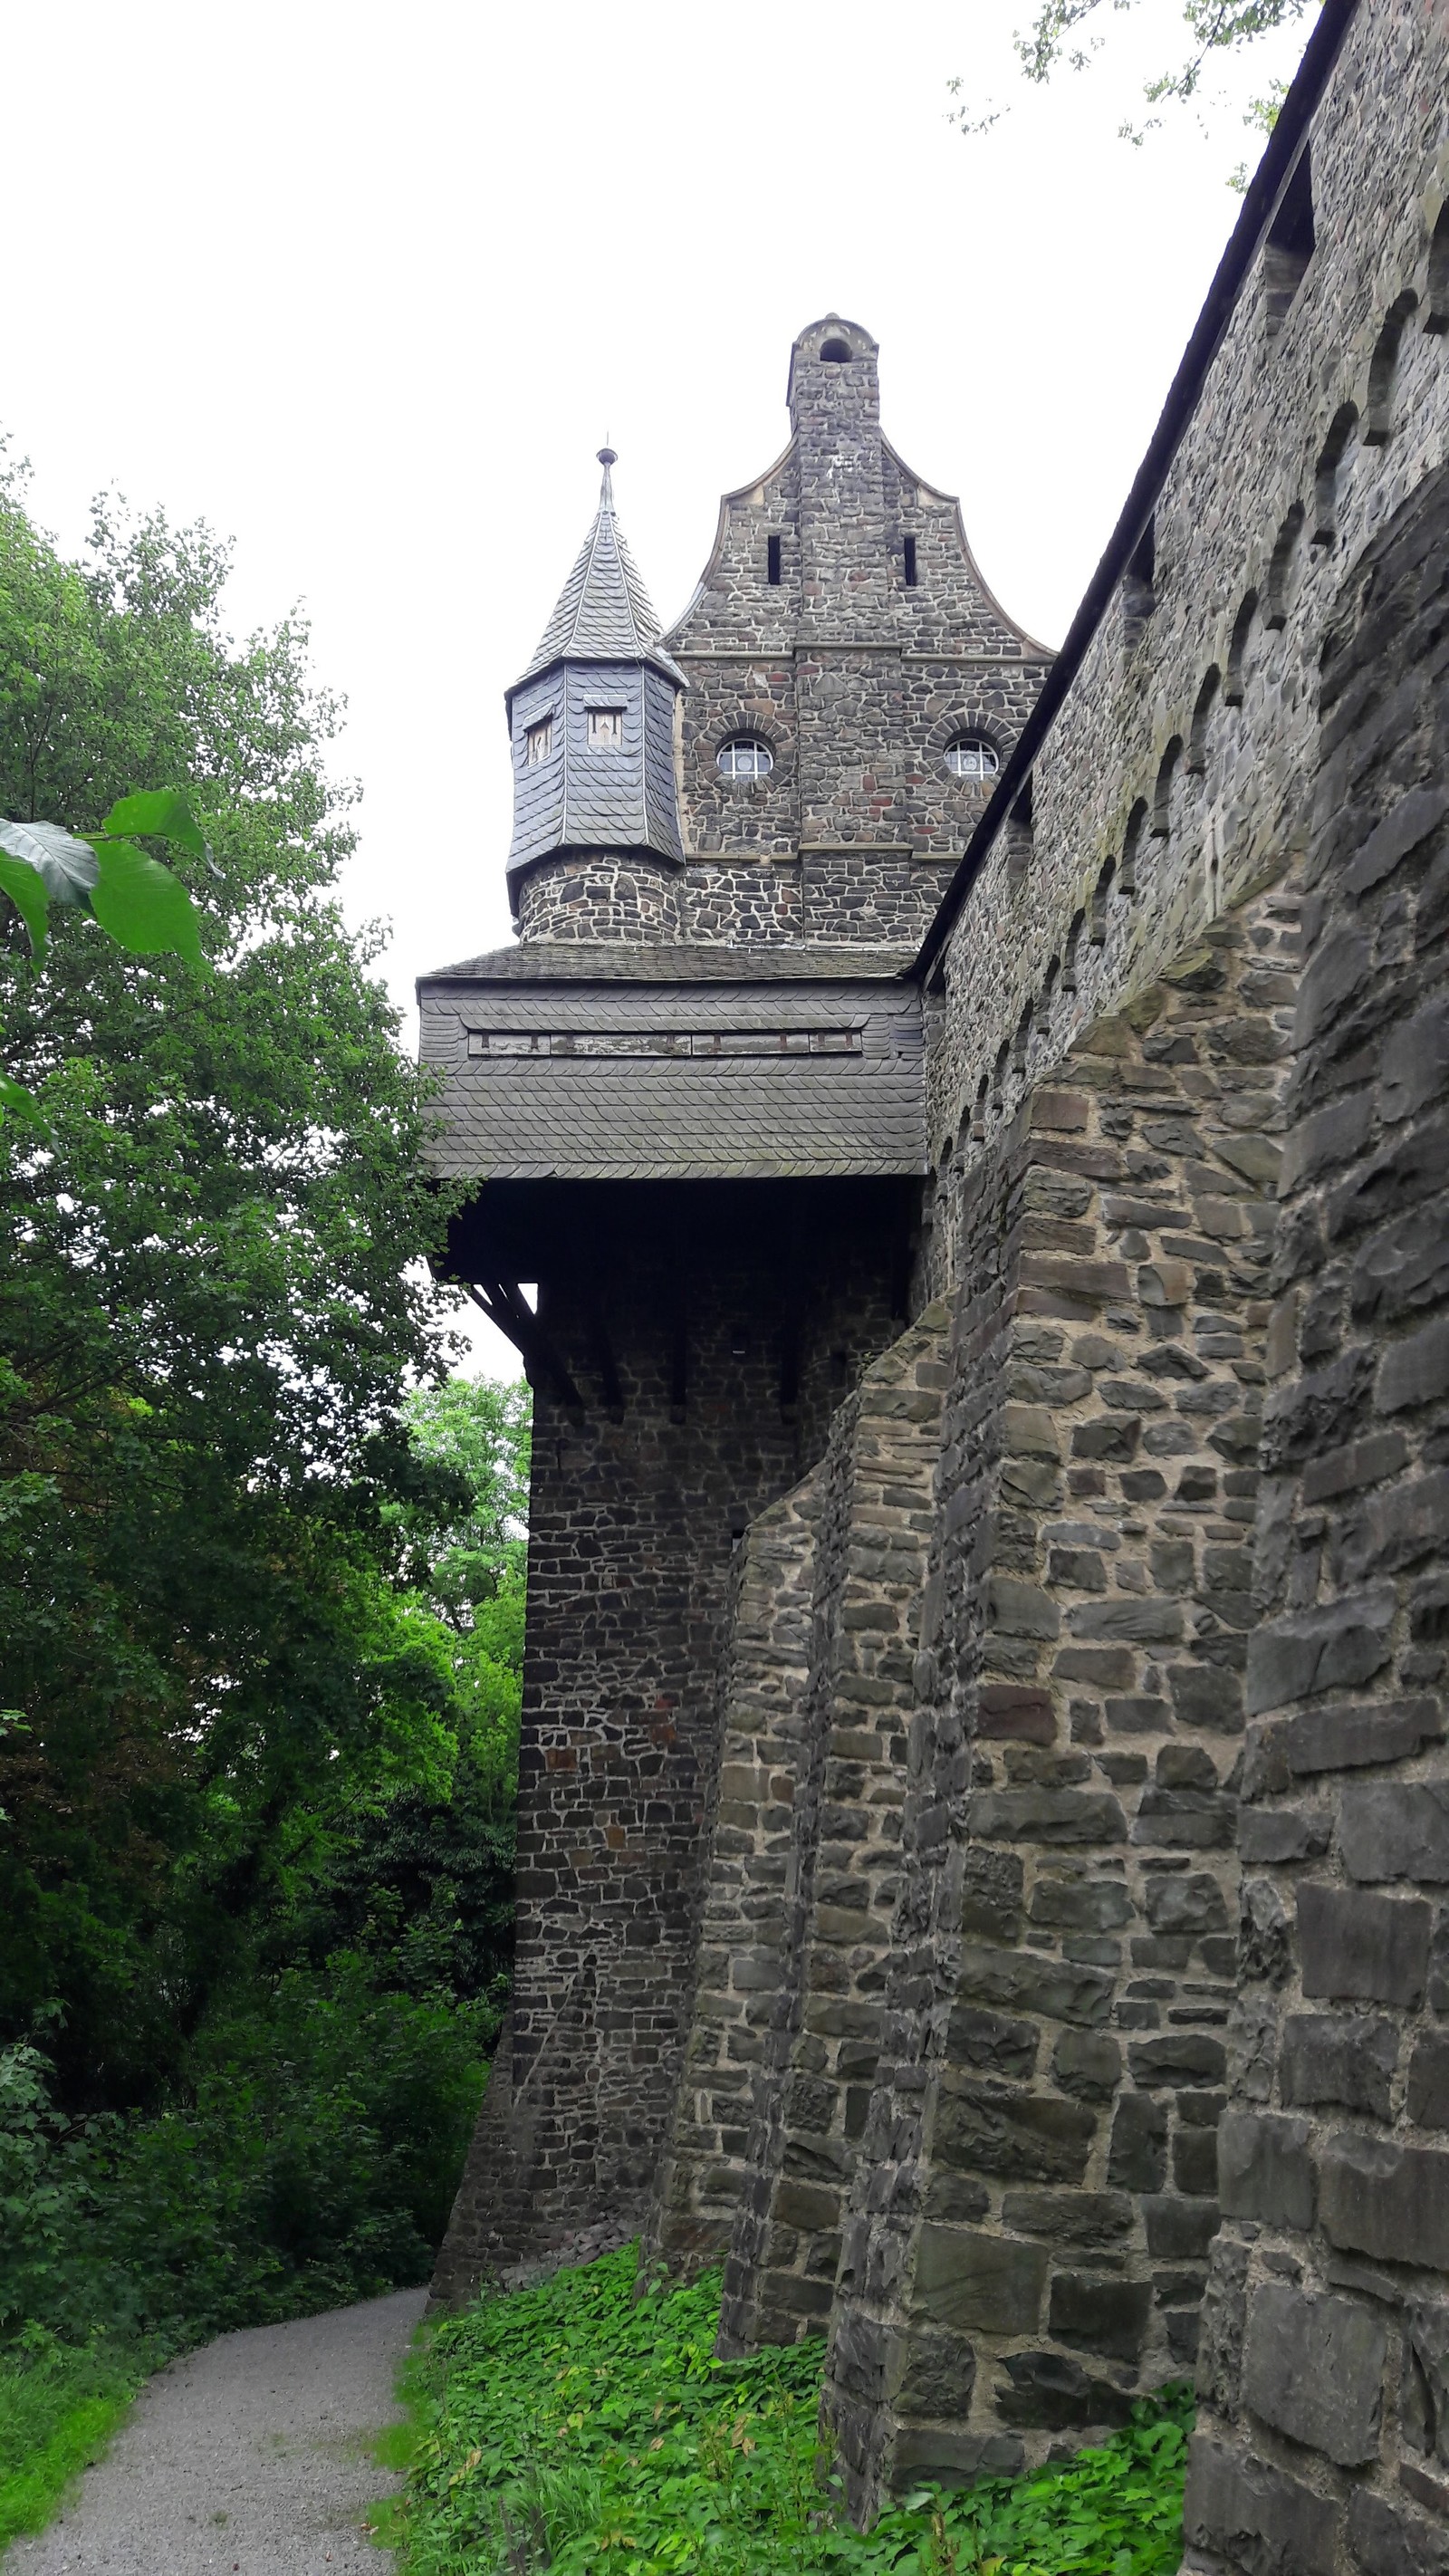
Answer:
[0, 2332, 144, 2555]
[383, 2244, 1192, 2576]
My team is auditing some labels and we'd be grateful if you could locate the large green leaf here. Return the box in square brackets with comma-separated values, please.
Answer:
[0, 818, 99, 907]
[0, 1066, 48, 1129]
[0, 852, 51, 959]
[88, 840, 207, 969]
[98, 790, 210, 864]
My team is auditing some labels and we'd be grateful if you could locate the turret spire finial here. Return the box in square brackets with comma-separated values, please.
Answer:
[598, 446, 618, 509]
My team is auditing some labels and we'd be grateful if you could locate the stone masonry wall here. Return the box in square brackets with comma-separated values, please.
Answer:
[716, 1311, 948, 2354]
[1182, 460, 1449, 2576]
[815, 882, 1300, 2508]
[925, 0, 1449, 1207]
[434, 1188, 907, 2294]
[647, 1474, 821, 2275]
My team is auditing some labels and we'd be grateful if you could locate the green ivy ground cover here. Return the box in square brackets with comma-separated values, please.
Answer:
[392, 2245, 1192, 2576]
[0, 2332, 141, 2553]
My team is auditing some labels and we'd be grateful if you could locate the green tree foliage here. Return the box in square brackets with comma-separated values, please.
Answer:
[0, 459, 533, 2350]
[951, 0, 1311, 146]
[0, 449, 474, 2108]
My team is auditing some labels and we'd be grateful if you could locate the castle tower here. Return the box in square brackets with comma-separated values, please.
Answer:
[420, 317, 1048, 2293]
[505, 450, 686, 941]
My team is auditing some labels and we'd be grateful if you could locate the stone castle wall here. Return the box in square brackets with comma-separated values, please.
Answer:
[923, 0, 1449, 1202]
[1184, 449, 1449, 2576]
[433, 1185, 913, 2294]
[631, 5, 1449, 2565]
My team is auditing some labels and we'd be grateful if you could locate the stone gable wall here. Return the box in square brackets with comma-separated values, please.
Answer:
[660, 311, 1049, 945]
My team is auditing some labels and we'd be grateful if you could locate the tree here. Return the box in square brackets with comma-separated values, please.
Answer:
[0, 453, 465, 2108]
[951, 0, 1312, 145]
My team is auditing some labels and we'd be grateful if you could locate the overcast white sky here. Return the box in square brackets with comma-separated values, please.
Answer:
[4, 0, 1310, 1374]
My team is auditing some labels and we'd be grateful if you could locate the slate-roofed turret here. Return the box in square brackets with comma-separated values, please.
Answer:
[504, 450, 686, 920]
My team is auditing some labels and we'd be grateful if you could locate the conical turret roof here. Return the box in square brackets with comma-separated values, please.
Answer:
[510, 452, 686, 697]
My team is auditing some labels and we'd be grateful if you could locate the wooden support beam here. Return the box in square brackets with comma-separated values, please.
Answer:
[463, 1281, 583, 1411]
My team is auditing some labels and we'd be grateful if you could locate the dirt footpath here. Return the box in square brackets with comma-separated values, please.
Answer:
[9, 2288, 427, 2575]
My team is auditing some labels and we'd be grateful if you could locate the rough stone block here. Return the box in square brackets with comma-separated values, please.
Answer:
[1245, 1586, 1396, 1715]
[1145, 1873, 1230, 1935]
[994, 2349, 1135, 2431]
[945, 2000, 1040, 2076]
[1347, 2487, 1449, 2576]
[969, 1789, 1128, 1846]
[1128, 2033, 1228, 2086]
[1341, 1783, 1449, 1886]
[1031, 1877, 1134, 1930]
[1217, 2109, 1317, 2227]
[1299, 1883, 1432, 2004]
[1183, 2436, 1337, 2576]
[1280, 2013, 1398, 2118]
[894, 2328, 978, 2418]
[1051, 2030, 1123, 2100]
[1000, 2189, 1132, 2244]
[889, 2427, 1026, 2487]
[1409, 2031, 1449, 2128]
[935, 2081, 1096, 2184]
[1242, 2281, 1386, 2466]
[1108, 2092, 1167, 2189]
[1048, 2272, 1152, 2362]
[909, 2225, 1047, 2334]
[1320, 2132, 1449, 2270]
[1144, 2195, 1220, 2258]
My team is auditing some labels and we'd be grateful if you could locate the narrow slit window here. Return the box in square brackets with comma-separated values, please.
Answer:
[903, 535, 918, 587]
[525, 716, 554, 765]
[586, 708, 625, 750]
[767, 533, 782, 585]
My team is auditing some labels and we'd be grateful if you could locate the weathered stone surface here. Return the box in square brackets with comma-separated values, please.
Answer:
[1320, 2134, 1449, 2271]
[1280, 2014, 1398, 2119]
[935, 2084, 1096, 2185]
[909, 2228, 1047, 2334]
[893, 2329, 977, 2419]
[1048, 2272, 1151, 2362]
[1242, 2281, 1386, 2467]
[1340, 1785, 1449, 1888]
[1217, 2110, 1316, 2228]
[1183, 2438, 1337, 2576]
[1298, 1883, 1432, 2004]
[1348, 2488, 1449, 2576]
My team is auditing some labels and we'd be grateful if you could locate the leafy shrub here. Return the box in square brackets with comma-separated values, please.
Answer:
[398, 2244, 1192, 2576]
[0, 1961, 492, 2351]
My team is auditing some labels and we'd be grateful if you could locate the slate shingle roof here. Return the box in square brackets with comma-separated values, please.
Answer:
[422, 942, 915, 985]
[417, 966, 926, 1182]
[511, 455, 686, 697]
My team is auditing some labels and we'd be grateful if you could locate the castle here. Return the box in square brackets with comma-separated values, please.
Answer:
[421, 3, 1449, 2564]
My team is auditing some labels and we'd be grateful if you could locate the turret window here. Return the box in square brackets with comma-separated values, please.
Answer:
[717, 738, 773, 780]
[586, 708, 625, 750]
[945, 735, 999, 781]
[525, 716, 554, 765]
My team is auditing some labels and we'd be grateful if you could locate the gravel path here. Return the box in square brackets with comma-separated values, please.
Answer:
[9, 2288, 427, 2576]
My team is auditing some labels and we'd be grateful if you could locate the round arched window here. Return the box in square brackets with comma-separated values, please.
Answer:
[717, 737, 773, 780]
[945, 735, 999, 781]
[820, 338, 852, 363]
